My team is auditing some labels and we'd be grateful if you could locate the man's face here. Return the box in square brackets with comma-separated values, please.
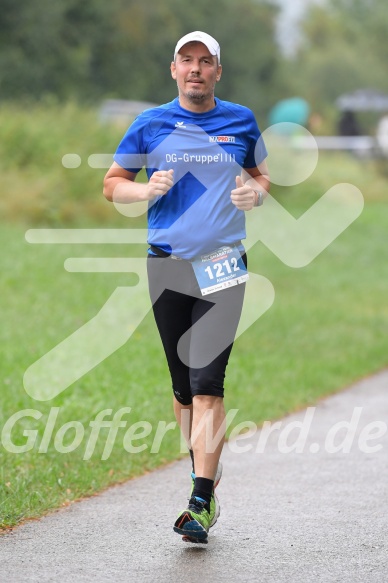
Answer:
[171, 42, 222, 108]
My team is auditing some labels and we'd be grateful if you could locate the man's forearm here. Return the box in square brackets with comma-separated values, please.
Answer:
[103, 178, 148, 203]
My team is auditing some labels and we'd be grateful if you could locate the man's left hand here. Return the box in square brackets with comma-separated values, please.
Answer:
[230, 176, 256, 211]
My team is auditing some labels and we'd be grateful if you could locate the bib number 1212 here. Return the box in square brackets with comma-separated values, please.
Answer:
[204, 257, 240, 280]
[191, 245, 249, 296]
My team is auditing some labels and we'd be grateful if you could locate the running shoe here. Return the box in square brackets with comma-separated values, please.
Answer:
[176, 461, 223, 542]
[173, 496, 211, 543]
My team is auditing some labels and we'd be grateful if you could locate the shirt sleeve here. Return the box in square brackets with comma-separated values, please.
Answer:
[243, 109, 268, 169]
[113, 114, 148, 172]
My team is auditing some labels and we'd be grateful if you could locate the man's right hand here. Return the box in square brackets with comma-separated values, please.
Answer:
[145, 169, 174, 200]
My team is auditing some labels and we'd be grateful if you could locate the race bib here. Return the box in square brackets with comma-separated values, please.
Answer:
[191, 245, 249, 296]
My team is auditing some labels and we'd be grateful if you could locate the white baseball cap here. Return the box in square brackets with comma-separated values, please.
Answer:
[174, 31, 220, 62]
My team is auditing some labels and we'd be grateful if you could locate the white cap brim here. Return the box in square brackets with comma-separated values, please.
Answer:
[174, 31, 220, 63]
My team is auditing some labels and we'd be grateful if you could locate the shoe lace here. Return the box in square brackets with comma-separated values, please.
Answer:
[187, 496, 207, 513]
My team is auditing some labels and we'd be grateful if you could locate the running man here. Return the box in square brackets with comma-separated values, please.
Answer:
[103, 31, 269, 543]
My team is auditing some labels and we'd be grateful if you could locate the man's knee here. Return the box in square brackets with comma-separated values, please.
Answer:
[192, 394, 224, 407]
[190, 385, 224, 400]
[172, 386, 192, 406]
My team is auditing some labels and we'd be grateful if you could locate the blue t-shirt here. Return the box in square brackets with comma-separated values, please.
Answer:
[114, 97, 267, 259]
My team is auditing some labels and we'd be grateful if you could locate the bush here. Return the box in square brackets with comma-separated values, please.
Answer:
[0, 100, 131, 226]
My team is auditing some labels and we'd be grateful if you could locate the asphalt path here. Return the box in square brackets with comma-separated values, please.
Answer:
[1, 371, 388, 582]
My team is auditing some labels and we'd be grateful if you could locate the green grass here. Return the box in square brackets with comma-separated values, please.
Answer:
[1, 105, 388, 530]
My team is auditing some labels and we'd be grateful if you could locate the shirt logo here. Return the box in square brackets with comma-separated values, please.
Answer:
[209, 136, 236, 143]
[175, 121, 187, 129]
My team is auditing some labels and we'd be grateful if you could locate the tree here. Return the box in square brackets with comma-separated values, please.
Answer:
[0, 0, 111, 99]
[0, 0, 283, 119]
[286, 0, 388, 113]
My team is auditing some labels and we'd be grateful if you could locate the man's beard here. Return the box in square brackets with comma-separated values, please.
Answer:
[182, 78, 216, 103]
[186, 88, 206, 102]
